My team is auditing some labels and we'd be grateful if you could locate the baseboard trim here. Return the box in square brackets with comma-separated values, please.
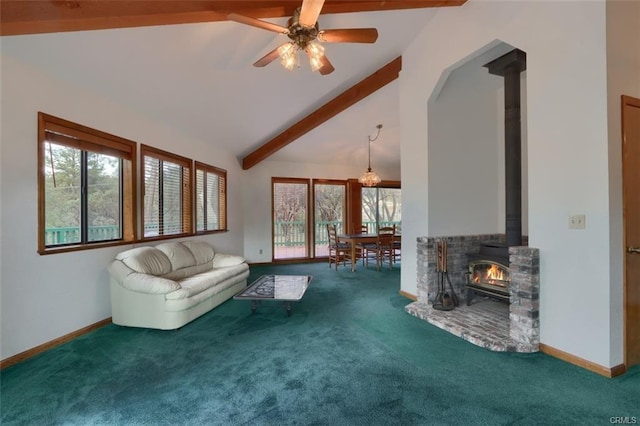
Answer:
[0, 317, 112, 370]
[539, 343, 627, 378]
[399, 290, 417, 301]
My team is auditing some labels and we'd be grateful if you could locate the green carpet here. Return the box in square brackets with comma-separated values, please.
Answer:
[1, 262, 638, 425]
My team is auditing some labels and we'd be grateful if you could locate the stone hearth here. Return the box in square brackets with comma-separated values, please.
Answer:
[406, 234, 540, 353]
[406, 299, 536, 352]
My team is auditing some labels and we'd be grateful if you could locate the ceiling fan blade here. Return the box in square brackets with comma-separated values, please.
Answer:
[253, 44, 286, 67]
[227, 13, 289, 34]
[318, 28, 379, 43]
[318, 55, 335, 75]
[299, 0, 325, 27]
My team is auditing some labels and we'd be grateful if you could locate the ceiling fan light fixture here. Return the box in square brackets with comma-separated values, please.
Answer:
[281, 54, 297, 71]
[278, 42, 295, 58]
[309, 56, 322, 72]
[229, 0, 378, 75]
[307, 42, 324, 58]
[306, 42, 324, 72]
[278, 42, 297, 70]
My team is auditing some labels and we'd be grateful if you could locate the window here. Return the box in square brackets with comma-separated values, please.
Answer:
[38, 113, 136, 254]
[141, 145, 192, 239]
[362, 186, 402, 232]
[195, 162, 227, 233]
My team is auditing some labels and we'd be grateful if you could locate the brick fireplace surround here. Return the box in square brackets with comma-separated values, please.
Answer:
[405, 234, 540, 353]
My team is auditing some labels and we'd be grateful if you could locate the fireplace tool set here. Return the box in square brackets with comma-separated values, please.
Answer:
[432, 239, 459, 311]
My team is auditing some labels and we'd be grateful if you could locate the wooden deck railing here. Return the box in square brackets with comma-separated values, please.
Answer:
[44, 220, 400, 249]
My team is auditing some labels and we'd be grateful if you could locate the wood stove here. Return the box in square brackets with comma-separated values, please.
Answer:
[466, 242, 511, 304]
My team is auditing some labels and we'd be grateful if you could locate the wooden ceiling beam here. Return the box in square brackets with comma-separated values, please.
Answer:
[241, 56, 402, 170]
[0, 1, 466, 36]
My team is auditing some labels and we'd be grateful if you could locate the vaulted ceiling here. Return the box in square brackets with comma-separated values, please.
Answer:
[1, 0, 467, 170]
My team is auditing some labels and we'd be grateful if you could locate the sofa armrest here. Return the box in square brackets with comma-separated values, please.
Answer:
[109, 259, 180, 295]
[121, 272, 181, 295]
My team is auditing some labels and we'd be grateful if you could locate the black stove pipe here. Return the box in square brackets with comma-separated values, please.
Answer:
[484, 49, 527, 247]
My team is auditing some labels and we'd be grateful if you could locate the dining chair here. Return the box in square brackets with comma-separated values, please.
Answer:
[327, 224, 352, 269]
[356, 224, 376, 266]
[375, 226, 396, 271]
[393, 231, 401, 264]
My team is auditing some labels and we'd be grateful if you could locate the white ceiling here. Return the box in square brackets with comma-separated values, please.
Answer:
[1, 8, 438, 170]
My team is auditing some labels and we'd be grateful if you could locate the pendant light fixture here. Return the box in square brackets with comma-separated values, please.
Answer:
[358, 124, 383, 187]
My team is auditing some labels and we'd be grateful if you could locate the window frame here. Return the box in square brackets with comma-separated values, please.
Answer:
[194, 161, 227, 234]
[37, 112, 137, 255]
[140, 144, 193, 241]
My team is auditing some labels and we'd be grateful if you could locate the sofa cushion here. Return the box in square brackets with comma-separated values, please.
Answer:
[162, 263, 212, 281]
[212, 253, 246, 268]
[164, 269, 250, 312]
[181, 241, 215, 266]
[115, 247, 171, 276]
[165, 263, 249, 300]
[155, 242, 196, 271]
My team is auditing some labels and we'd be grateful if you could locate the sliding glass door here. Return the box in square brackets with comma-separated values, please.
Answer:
[313, 180, 346, 257]
[272, 178, 309, 260]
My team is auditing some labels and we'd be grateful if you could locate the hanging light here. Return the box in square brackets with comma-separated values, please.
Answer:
[358, 124, 383, 187]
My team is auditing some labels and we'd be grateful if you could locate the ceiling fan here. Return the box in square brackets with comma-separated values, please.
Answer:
[227, 0, 378, 75]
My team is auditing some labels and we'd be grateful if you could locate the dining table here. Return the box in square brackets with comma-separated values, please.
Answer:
[337, 233, 401, 272]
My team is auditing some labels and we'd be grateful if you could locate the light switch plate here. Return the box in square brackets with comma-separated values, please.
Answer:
[569, 214, 586, 229]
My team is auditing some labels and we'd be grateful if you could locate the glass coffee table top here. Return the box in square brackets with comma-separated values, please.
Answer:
[234, 275, 312, 316]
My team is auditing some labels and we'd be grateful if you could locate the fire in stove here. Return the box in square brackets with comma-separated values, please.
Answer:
[473, 263, 509, 287]
[466, 260, 510, 305]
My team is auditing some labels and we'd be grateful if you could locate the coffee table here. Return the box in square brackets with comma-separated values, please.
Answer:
[233, 275, 312, 316]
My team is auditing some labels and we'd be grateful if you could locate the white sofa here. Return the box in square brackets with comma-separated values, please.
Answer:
[108, 240, 249, 329]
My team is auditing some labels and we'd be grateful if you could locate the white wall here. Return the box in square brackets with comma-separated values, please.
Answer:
[0, 54, 245, 360]
[606, 0, 640, 362]
[242, 159, 399, 263]
[400, 1, 620, 367]
[427, 56, 502, 236]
